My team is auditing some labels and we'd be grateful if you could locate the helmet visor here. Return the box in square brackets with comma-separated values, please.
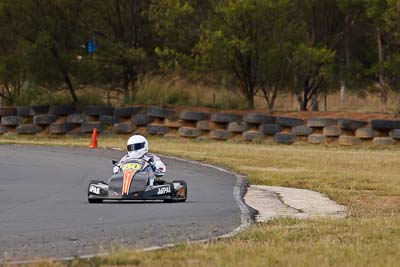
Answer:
[127, 142, 145, 152]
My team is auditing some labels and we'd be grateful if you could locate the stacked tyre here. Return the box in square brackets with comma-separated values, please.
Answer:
[113, 106, 143, 134]
[242, 113, 275, 142]
[209, 113, 241, 140]
[146, 106, 177, 136]
[178, 110, 210, 139]
[49, 105, 77, 134]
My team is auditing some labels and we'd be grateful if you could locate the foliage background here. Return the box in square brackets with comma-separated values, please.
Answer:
[0, 0, 400, 111]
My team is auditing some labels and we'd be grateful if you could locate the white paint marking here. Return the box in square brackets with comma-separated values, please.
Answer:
[244, 185, 346, 222]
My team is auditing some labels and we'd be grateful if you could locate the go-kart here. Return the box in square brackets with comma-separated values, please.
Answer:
[87, 158, 187, 203]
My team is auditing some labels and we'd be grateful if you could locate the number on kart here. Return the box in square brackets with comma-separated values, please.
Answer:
[89, 185, 100, 195]
[121, 163, 141, 171]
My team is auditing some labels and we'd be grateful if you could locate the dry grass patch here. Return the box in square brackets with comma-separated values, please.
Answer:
[2, 135, 400, 266]
[148, 139, 400, 217]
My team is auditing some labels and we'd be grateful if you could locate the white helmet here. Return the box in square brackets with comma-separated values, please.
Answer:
[127, 135, 148, 159]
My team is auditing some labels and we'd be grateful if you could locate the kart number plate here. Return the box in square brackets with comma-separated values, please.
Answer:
[89, 185, 100, 195]
[157, 186, 171, 195]
[122, 163, 141, 171]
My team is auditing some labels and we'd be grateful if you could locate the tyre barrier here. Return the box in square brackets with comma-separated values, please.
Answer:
[308, 134, 325, 144]
[84, 105, 114, 116]
[373, 137, 396, 145]
[292, 125, 313, 136]
[276, 116, 304, 127]
[49, 123, 75, 134]
[211, 113, 242, 123]
[132, 114, 153, 126]
[30, 105, 49, 115]
[0, 107, 16, 116]
[323, 126, 342, 137]
[242, 130, 264, 141]
[16, 124, 42, 134]
[81, 122, 103, 133]
[355, 128, 378, 139]
[210, 129, 232, 140]
[33, 115, 58, 126]
[164, 117, 182, 128]
[338, 118, 367, 130]
[371, 119, 400, 130]
[146, 124, 170, 135]
[196, 120, 212, 131]
[1, 104, 400, 146]
[390, 129, 400, 139]
[243, 113, 275, 124]
[227, 121, 248, 133]
[49, 105, 76, 116]
[67, 113, 88, 124]
[113, 123, 135, 134]
[99, 115, 118, 125]
[178, 127, 202, 138]
[17, 106, 31, 117]
[274, 133, 296, 144]
[0, 125, 7, 134]
[114, 106, 143, 118]
[1, 116, 19, 126]
[259, 124, 281, 135]
[308, 117, 336, 128]
[180, 110, 210, 122]
[147, 106, 176, 119]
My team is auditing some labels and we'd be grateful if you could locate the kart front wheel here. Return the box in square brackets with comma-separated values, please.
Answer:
[172, 180, 187, 202]
[88, 198, 103, 203]
[87, 179, 106, 203]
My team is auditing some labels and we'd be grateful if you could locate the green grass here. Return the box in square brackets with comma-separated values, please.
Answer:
[2, 135, 400, 266]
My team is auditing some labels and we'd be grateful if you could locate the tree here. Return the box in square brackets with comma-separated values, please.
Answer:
[336, 0, 368, 98]
[0, 7, 28, 105]
[2, 0, 86, 103]
[363, 0, 391, 103]
[149, 0, 211, 72]
[197, 0, 296, 109]
[85, 0, 157, 100]
[289, 0, 354, 110]
[257, 7, 297, 111]
[292, 44, 335, 111]
[259, 46, 293, 111]
[380, 0, 400, 94]
[0, 43, 28, 105]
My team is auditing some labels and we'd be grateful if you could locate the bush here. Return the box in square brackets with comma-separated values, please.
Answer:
[33, 87, 105, 107]
[125, 74, 245, 109]
[127, 74, 192, 106]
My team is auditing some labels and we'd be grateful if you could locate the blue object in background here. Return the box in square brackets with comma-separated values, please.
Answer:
[87, 39, 97, 53]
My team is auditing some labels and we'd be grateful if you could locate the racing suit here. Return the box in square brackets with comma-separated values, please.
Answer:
[113, 153, 166, 187]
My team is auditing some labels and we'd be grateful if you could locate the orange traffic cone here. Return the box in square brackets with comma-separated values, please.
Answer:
[88, 128, 98, 148]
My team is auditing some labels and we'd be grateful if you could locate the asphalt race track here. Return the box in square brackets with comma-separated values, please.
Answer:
[0, 145, 240, 261]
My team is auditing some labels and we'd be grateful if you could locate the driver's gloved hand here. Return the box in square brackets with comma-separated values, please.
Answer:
[113, 166, 120, 174]
[146, 158, 156, 171]
[149, 162, 156, 171]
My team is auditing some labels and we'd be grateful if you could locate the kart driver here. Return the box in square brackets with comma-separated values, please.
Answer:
[113, 135, 166, 188]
